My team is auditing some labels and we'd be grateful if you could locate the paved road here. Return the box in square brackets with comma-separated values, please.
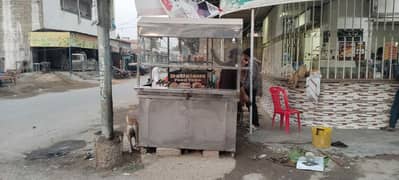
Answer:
[0, 78, 140, 162]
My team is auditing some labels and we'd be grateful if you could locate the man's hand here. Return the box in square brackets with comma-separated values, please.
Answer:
[240, 86, 249, 104]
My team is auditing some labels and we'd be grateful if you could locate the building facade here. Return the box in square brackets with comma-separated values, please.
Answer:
[220, 0, 399, 129]
[260, 0, 399, 129]
[0, 0, 129, 72]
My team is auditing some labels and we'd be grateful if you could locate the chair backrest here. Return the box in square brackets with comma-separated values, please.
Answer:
[280, 87, 291, 110]
[269, 86, 284, 112]
[269, 86, 291, 112]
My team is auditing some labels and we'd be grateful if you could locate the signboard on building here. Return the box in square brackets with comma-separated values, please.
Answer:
[70, 33, 97, 49]
[30, 32, 70, 47]
[384, 43, 398, 61]
[30, 32, 98, 49]
[338, 42, 365, 61]
[30, 32, 131, 52]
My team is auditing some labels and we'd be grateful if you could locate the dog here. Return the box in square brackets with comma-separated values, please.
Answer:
[126, 109, 139, 153]
[288, 65, 309, 88]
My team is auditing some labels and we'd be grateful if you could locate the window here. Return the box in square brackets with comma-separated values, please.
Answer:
[79, 0, 92, 19]
[60, 0, 92, 19]
[61, 0, 78, 14]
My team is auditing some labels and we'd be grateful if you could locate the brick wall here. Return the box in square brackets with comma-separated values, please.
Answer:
[261, 78, 399, 129]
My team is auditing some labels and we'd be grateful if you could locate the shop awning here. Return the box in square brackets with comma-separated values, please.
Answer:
[138, 17, 242, 38]
[220, 0, 313, 16]
[30, 32, 71, 48]
[30, 32, 98, 49]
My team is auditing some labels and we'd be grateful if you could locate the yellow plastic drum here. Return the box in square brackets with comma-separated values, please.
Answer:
[312, 127, 332, 148]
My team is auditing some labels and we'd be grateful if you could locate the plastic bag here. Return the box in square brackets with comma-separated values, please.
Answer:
[160, 0, 220, 18]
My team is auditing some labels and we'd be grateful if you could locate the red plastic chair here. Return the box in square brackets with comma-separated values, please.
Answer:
[269, 86, 301, 134]
[269, 87, 286, 129]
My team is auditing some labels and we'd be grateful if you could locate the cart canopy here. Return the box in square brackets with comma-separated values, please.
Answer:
[137, 17, 243, 38]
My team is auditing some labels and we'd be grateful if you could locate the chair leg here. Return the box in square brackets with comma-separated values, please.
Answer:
[272, 113, 276, 128]
[280, 114, 284, 129]
[285, 113, 290, 134]
[297, 113, 301, 132]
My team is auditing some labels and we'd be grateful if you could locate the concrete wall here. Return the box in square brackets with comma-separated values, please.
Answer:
[374, 0, 399, 16]
[0, 0, 32, 71]
[31, 0, 43, 30]
[41, 0, 96, 35]
[262, 6, 285, 77]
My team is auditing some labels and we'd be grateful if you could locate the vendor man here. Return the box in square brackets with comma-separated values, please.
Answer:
[241, 48, 261, 129]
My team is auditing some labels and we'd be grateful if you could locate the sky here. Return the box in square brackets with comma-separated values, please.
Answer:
[115, 0, 137, 40]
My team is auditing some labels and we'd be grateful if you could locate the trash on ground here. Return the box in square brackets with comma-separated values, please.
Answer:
[288, 149, 305, 163]
[84, 152, 93, 160]
[296, 156, 324, 172]
[331, 141, 348, 148]
[317, 150, 345, 167]
[250, 155, 257, 160]
[324, 157, 330, 167]
[305, 152, 315, 157]
[270, 156, 290, 165]
[258, 154, 267, 159]
[250, 154, 267, 160]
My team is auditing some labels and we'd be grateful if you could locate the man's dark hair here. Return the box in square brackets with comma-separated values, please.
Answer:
[243, 48, 251, 57]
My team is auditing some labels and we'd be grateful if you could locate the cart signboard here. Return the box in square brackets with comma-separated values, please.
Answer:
[169, 70, 207, 88]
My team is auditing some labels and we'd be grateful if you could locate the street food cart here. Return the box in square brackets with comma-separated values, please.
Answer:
[136, 17, 243, 153]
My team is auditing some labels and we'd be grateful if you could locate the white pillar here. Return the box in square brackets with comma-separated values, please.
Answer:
[249, 8, 255, 134]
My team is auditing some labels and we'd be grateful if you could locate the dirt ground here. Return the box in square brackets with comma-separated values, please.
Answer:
[0, 72, 134, 99]
[104, 107, 399, 180]
[3, 106, 399, 180]
[0, 72, 96, 99]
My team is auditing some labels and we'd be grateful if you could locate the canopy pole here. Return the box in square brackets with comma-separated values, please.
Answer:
[69, 46, 72, 76]
[249, 8, 255, 134]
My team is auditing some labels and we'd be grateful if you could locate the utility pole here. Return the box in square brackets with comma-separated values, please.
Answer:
[97, 0, 114, 139]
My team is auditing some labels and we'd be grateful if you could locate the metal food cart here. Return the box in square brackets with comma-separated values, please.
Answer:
[136, 17, 243, 153]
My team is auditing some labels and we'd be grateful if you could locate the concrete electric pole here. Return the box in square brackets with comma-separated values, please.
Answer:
[97, 0, 114, 139]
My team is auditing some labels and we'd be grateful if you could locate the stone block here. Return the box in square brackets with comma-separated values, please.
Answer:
[202, 150, 219, 158]
[156, 148, 181, 156]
